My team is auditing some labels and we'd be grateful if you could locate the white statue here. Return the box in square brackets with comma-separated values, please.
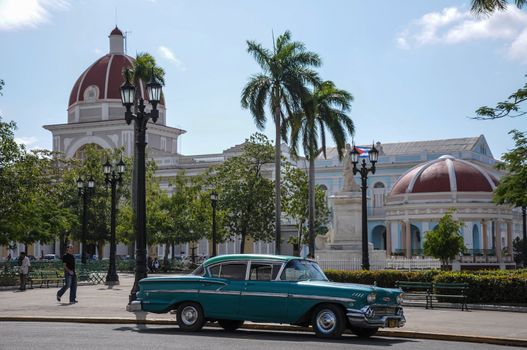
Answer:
[342, 144, 361, 192]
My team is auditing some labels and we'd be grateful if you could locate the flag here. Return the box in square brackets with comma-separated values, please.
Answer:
[356, 147, 370, 158]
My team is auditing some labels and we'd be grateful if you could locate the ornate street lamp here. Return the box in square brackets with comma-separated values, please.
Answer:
[351, 143, 379, 270]
[120, 68, 162, 303]
[210, 191, 218, 257]
[77, 176, 95, 265]
[103, 157, 125, 285]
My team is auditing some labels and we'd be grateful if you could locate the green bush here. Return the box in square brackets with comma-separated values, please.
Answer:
[324, 268, 527, 305]
[324, 269, 439, 288]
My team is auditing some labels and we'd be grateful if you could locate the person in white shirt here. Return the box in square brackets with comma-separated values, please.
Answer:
[19, 252, 30, 291]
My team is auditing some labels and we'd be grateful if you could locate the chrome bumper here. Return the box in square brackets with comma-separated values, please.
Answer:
[347, 305, 405, 329]
[126, 300, 143, 312]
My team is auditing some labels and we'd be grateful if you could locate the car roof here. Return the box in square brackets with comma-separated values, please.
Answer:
[203, 254, 298, 266]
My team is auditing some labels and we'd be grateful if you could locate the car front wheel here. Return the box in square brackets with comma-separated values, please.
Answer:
[350, 326, 379, 338]
[176, 302, 205, 332]
[311, 304, 345, 338]
[218, 319, 244, 331]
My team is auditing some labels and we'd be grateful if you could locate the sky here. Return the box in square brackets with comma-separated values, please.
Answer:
[0, 0, 526, 159]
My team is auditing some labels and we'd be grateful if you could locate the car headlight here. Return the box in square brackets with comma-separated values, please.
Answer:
[367, 292, 376, 304]
[396, 293, 404, 304]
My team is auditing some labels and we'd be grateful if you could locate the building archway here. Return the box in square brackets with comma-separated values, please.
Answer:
[372, 225, 386, 250]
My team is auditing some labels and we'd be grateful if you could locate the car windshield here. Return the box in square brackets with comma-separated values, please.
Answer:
[280, 259, 328, 281]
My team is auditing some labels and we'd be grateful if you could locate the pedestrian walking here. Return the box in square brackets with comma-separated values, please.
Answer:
[18, 252, 30, 291]
[56, 245, 77, 304]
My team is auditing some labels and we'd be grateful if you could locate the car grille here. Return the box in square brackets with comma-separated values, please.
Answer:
[371, 306, 398, 316]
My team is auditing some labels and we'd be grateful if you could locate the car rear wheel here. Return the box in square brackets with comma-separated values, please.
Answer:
[218, 319, 244, 331]
[176, 302, 205, 332]
[350, 326, 379, 338]
[311, 304, 345, 338]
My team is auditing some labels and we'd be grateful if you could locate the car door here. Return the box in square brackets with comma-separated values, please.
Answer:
[238, 261, 289, 322]
[198, 262, 247, 319]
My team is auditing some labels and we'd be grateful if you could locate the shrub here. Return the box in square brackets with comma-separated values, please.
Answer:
[324, 268, 527, 305]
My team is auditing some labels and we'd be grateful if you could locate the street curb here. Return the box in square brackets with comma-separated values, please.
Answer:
[1, 316, 526, 347]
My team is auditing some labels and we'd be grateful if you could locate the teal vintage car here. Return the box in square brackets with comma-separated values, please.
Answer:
[128, 254, 405, 338]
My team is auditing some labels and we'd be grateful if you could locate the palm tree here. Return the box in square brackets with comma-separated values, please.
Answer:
[241, 31, 321, 254]
[471, 0, 526, 14]
[288, 81, 354, 258]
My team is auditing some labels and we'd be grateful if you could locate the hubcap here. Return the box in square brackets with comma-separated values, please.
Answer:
[181, 306, 198, 325]
[316, 310, 337, 333]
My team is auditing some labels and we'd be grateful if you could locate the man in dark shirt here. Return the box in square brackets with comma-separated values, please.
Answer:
[56, 245, 77, 304]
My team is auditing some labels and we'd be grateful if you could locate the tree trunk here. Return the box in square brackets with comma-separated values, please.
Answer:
[240, 229, 246, 254]
[274, 106, 282, 255]
[308, 156, 316, 258]
[522, 206, 526, 267]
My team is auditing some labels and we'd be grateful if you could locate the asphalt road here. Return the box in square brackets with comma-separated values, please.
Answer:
[0, 322, 519, 350]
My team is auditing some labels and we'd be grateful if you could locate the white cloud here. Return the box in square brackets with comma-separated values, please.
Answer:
[158, 46, 186, 71]
[0, 0, 70, 31]
[396, 6, 527, 62]
[15, 136, 38, 147]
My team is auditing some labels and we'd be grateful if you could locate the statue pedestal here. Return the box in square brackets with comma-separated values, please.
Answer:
[315, 190, 386, 267]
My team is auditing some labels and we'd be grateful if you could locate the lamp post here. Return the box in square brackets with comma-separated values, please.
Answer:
[103, 157, 125, 285]
[350, 143, 379, 270]
[120, 68, 162, 303]
[77, 176, 95, 265]
[210, 191, 218, 257]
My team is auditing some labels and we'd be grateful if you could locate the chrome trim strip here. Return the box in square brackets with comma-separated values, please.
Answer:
[199, 290, 241, 296]
[289, 294, 356, 303]
[241, 291, 288, 298]
[147, 289, 198, 294]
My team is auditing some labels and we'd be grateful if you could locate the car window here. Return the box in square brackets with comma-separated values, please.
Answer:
[190, 265, 205, 276]
[249, 263, 282, 281]
[280, 259, 328, 281]
[208, 263, 247, 280]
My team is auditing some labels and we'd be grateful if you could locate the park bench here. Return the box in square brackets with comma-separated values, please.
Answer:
[28, 271, 63, 288]
[396, 280, 469, 311]
[77, 270, 105, 285]
[431, 282, 469, 311]
[395, 281, 433, 309]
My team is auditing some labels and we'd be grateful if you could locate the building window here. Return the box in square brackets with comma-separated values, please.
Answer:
[372, 182, 385, 208]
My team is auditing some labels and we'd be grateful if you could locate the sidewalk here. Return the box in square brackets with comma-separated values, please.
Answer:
[1, 273, 526, 347]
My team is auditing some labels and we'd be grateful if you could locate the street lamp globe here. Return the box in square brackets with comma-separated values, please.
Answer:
[88, 176, 95, 189]
[147, 71, 162, 104]
[76, 177, 84, 189]
[120, 73, 135, 108]
[369, 143, 379, 163]
[117, 157, 126, 175]
[350, 145, 360, 164]
[103, 159, 112, 175]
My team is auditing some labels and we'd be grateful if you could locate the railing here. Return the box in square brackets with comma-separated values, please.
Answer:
[316, 258, 386, 271]
[386, 257, 441, 270]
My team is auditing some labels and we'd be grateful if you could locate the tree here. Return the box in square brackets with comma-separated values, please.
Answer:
[493, 129, 527, 266]
[288, 81, 354, 257]
[471, 0, 526, 15]
[213, 133, 275, 253]
[241, 31, 321, 254]
[423, 210, 465, 268]
[282, 162, 330, 255]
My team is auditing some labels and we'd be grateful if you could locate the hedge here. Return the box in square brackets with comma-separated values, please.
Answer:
[324, 269, 527, 305]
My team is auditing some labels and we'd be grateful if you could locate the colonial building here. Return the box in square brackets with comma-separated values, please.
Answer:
[1, 28, 521, 268]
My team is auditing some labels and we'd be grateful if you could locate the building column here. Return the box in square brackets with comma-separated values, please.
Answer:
[400, 221, 406, 257]
[481, 220, 488, 259]
[385, 221, 392, 257]
[507, 221, 513, 256]
[495, 220, 502, 262]
[404, 219, 412, 258]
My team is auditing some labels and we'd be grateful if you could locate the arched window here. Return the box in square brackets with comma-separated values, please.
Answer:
[372, 182, 385, 208]
[73, 143, 104, 162]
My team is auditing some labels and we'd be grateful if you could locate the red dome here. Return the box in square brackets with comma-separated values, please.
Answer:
[68, 27, 165, 108]
[110, 26, 123, 36]
[390, 155, 498, 195]
[68, 54, 141, 106]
